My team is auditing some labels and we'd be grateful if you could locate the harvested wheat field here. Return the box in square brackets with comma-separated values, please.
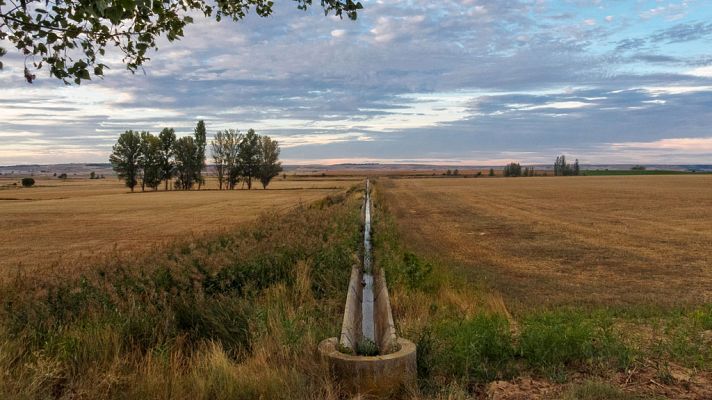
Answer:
[379, 175, 712, 308]
[0, 177, 352, 277]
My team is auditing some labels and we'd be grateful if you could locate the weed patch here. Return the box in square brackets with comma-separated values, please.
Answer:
[518, 310, 630, 380]
[433, 314, 516, 382]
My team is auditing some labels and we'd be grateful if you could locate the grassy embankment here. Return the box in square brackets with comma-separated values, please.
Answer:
[372, 178, 712, 399]
[0, 188, 362, 399]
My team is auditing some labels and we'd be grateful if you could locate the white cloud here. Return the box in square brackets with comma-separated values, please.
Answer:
[686, 65, 712, 78]
[642, 85, 712, 96]
[330, 29, 346, 38]
[517, 101, 594, 111]
[611, 137, 712, 152]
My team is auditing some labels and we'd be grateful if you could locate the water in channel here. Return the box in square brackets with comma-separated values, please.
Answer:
[362, 179, 375, 343]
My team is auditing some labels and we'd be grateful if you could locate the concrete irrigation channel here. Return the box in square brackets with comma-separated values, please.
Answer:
[319, 179, 416, 396]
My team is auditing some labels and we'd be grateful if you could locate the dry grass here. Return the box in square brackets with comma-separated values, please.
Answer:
[0, 177, 351, 277]
[0, 188, 362, 399]
[379, 175, 712, 308]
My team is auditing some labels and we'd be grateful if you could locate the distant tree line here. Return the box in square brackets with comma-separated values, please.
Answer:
[444, 169, 460, 176]
[110, 121, 282, 192]
[554, 155, 580, 176]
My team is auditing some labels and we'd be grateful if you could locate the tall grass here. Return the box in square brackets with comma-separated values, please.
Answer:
[0, 188, 361, 399]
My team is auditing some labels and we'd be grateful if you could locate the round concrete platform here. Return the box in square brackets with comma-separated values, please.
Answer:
[318, 337, 417, 396]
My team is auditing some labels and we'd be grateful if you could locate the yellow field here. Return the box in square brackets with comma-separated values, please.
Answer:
[0, 176, 355, 276]
[379, 175, 712, 308]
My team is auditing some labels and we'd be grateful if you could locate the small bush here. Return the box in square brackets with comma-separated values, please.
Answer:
[174, 296, 252, 356]
[416, 328, 434, 381]
[21, 177, 35, 187]
[434, 314, 515, 382]
[694, 304, 712, 330]
[519, 311, 629, 379]
[356, 339, 379, 356]
[402, 252, 433, 291]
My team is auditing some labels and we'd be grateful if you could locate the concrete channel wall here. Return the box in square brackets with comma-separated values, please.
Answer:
[339, 264, 362, 351]
[374, 268, 399, 354]
[319, 179, 416, 396]
[338, 260, 397, 355]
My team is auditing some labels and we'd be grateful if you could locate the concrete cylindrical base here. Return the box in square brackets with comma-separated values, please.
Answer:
[318, 337, 417, 396]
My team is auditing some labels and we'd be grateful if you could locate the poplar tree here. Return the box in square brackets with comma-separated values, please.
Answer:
[225, 130, 243, 190]
[212, 131, 228, 190]
[174, 136, 198, 190]
[194, 120, 207, 189]
[258, 135, 283, 189]
[139, 132, 163, 191]
[158, 128, 176, 191]
[238, 129, 261, 190]
[110, 130, 142, 192]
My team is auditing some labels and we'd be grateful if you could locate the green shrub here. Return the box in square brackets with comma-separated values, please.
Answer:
[519, 311, 630, 380]
[174, 296, 252, 356]
[402, 252, 433, 291]
[416, 328, 434, 381]
[356, 339, 379, 356]
[21, 177, 35, 187]
[694, 305, 712, 330]
[435, 314, 515, 382]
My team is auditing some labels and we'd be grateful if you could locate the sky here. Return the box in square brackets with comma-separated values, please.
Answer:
[2, 0, 712, 166]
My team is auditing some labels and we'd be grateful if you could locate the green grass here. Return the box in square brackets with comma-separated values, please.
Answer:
[518, 310, 633, 381]
[432, 314, 515, 382]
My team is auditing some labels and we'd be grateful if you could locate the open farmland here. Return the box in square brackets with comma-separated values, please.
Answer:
[0, 176, 354, 277]
[379, 175, 712, 308]
[373, 175, 712, 398]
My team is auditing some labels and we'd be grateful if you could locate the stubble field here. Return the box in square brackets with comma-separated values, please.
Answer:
[379, 175, 712, 309]
[0, 176, 356, 277]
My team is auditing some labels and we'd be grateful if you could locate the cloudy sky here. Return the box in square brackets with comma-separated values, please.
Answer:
[2, 0, 712, 165]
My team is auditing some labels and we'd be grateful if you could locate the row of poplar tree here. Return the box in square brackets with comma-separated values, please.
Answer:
[110, 120, 282, 192]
